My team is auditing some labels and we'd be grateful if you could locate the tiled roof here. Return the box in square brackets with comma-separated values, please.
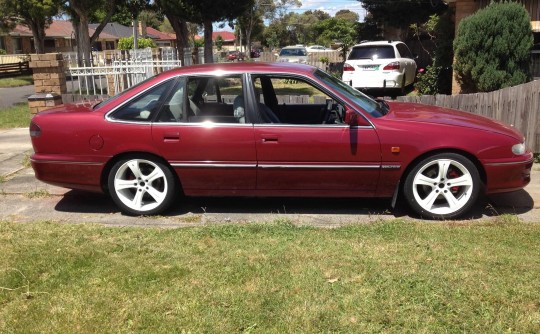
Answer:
[194, 31, 236, 42]
[146, 27, 175, 41]
[89, 22, 133, 38]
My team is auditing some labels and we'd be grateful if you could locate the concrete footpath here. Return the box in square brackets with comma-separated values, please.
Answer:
[1, 127, 539, 226]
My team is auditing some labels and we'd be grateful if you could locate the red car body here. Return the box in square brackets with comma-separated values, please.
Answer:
[30, 62, 533, 219]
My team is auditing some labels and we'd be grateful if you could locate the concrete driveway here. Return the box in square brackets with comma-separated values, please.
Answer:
[1, 127, 538, 227]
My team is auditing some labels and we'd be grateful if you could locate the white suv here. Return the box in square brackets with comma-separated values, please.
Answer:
[342, 41, 417, 94]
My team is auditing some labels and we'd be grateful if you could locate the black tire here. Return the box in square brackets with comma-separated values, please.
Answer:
[108, 155, 176, 215]
[403, 153, 481, 219]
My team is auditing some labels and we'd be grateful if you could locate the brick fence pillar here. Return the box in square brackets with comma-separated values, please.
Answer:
[28, 53, 68, 114]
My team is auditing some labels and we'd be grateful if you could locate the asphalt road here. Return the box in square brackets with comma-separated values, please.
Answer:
[0, 85, 34, 108]
[1, 128, 539, 227]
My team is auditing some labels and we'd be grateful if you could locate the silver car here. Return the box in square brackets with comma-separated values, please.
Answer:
[276, 46, 308, 64]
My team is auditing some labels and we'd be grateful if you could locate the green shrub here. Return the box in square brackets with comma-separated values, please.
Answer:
[453, 2, 533, 93]
[117, 36, 157, 50]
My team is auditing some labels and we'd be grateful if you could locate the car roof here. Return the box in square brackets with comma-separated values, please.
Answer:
[154, 62, 317, 80]
[351, 41, 403, 47]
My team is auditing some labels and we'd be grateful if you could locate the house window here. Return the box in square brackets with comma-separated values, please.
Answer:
[12, 38, 22, 54]
[532, 50, 540, 79]
[0, 36, 5, 51]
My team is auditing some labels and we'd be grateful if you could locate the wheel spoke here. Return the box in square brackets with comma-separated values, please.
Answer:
[131, 190, 145, 209]
[127, 160, 142, 179]
[146, 167, 165, 183]
[442, 191, 460, 209]
[146, 186, 166, 204]
[115, 179, 137, 191]
[438, 160, 451, 179]
[418, 189, 440, 210]
[415, 173, 437, 187]
[448, 174, 473, 187]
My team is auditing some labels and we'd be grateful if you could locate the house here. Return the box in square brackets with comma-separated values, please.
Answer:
[447, 0, 540, 92]
[195, 31, 237, 50]
[0, 21, 176, 54]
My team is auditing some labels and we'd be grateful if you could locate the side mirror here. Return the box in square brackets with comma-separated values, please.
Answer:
[344, 107, 358, 126]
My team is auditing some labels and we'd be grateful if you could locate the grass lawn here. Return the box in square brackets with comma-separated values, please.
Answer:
[0, 75, 33, 88]
[0, 103, 31, 129]
[1, 219, 540, 333]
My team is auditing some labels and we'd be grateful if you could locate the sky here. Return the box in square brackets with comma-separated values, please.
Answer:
[216, 0, 367, 32]
[293, 0, 367, 21]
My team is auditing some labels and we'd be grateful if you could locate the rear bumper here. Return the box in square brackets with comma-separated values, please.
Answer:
[483, 156, 533, 194]
[31, 154, 105, 192]
[342, 72, 404, 89]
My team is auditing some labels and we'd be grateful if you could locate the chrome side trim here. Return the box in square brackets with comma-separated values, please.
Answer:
[485, 158, 534, 167]
[30, 159, 103, 166]
[258, 164, 381, 169]
[171, 163, 256, 168]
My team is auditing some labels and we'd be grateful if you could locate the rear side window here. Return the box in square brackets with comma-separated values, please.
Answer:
[109, 81, 173, 122]
[348, 45, 395, 60]
[396, 43, 414, 59]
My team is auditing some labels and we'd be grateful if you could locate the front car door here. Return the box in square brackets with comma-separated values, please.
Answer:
[250, 74, 381, 197]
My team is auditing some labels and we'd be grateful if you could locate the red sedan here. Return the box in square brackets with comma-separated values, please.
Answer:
[29, 62, 533, 219]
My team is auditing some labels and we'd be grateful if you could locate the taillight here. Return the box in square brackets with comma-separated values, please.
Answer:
[343, 63, 355, 71]
[383, 62, 400, 71]
[30, 122, 41, 137]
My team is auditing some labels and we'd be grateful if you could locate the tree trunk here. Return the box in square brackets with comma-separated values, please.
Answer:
[29, 20, 46, 54]
[203, 19, 213, 64]
[167, 14, 189, 66]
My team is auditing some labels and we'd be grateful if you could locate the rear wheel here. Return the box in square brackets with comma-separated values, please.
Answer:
[403, 153, 481, 219]
[108, 156, 176, 215]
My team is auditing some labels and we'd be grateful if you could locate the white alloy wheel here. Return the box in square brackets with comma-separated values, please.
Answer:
[404, 154, 481, 219]
[108, 157, 175, 215]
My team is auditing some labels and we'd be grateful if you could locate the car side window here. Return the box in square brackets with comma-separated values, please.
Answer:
[110, 80, 172, 122]
[251, 75, 345, 125]
[397, 44, 413, 59]
[155, 78, 186, 122]
[185, 75, 245, 124]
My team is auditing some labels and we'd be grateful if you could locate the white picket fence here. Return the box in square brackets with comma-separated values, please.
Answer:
[65, 47, 197, 97]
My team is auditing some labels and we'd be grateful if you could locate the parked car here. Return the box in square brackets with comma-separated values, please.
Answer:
[226, 50, 245, 61]
[276, 46, 308, 63]
[29, 62, 533, 219]
[342, 41, 417, 95]
[306, 45, 331, 52]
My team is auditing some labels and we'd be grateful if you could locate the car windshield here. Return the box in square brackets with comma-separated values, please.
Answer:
[314, 69, 388, 117]
[348, 45, 395, 60]
[279, 48, 307, 56]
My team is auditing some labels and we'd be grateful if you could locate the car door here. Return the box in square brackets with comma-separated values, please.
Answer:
[251, 74, 381, 196]
[151, 76, 257, 194]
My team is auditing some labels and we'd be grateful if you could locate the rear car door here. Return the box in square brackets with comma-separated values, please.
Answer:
[151, 75, 257, 194]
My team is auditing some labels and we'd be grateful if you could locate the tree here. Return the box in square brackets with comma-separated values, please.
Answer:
[360, 0, 447, 39]
[453, 2, 533, 93]
[335, 9, 359, 23]
[66, 0, 118, 66]
[0, 0, 62, 53]
[411, 12, 454, 95]
[315, 18, 359, 60]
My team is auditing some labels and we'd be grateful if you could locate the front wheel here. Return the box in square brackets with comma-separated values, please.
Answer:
[108, 156, 176, 215]
[403, 153, 481, 219]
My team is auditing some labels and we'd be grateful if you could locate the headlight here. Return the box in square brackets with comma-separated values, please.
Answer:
[512, 143, 525, 155]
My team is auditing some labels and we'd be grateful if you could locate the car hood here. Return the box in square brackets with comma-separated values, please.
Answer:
[385, 102, 524, 140]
